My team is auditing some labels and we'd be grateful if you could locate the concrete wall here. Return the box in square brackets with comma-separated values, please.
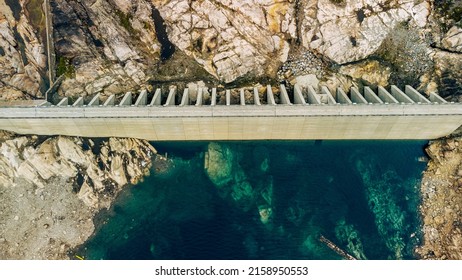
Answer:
[1, 104, 461, 140]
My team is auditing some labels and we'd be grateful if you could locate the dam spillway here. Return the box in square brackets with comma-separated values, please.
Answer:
[0, 84, 461, 140]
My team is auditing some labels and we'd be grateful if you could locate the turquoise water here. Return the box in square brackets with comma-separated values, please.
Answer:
[77, 141, 427, 260]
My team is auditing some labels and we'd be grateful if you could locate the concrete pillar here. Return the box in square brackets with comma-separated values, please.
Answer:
[405, 85, 430, 103]
[390, 85, 414, 103]
[429, 92, 447, 103]
[72, 96, 84, 106]
[266, 85, 276, 105]
[364, 87, 383, 104]
[321, 86, 337, 104]
[165, 88, 176, 106]
[211, 88, 217, 106]
[226, 89, 231, 106]
[350, 87, 367, 104]
[135, 90, 147, 106]
[150, 88, 162, 106]
[307, 86, 321, 104]
[119, 92, 132, 106]
[279, 84, 292, 105]
[88, 93, 100, 106]
[180, 88, 189, 106]
[293, 84, 306, 105]
[196, 88, 203, 106]
[103, 95, 115, 106]
[336, 88, 352, 104]
[57, 97, 68, 106]
[37, 101, 51, 107]
[240, 89, 246, 105]
[253, 87, 261, 105]
[378, 86, 398, 104]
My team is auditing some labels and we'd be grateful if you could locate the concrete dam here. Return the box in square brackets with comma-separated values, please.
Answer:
[0, 84, 461, 140]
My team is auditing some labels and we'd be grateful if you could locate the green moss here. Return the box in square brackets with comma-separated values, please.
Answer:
[115, 10, 136, 35]
[56, 56, 75, 78]
[25, 0, 45, 31]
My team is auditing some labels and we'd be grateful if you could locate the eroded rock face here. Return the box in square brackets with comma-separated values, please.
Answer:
[442, 26, 462, 53]
[0, 0, 47, 100]
[52, 0, 161, 98]
[0, 133, 157, 259]
[300, 0, 430, 64]
[151, 0, 296, 83]
[417, 136, 462, 260]
[431, 51, 462, 101]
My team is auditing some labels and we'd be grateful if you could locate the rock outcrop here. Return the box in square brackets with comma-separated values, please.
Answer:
[204, 142, 273, 218]
[0, 0, 47, 100]
[0, 132, 157, 259]
[52, 0, 161, 98]
[442, 26, 462, 53]
[151, 0, 295, 83]
[300, 0, 430, 64]
[417, 135, 462, 260]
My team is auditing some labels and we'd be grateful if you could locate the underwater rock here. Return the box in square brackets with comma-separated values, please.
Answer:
[335, 219, 367, 260]
[353, 154, 418, 259]
[204, 142, 234, 188]
[0, 132, 157, 259]
[258, 206, 272, 224]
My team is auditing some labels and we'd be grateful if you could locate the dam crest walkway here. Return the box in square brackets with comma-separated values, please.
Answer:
[0, 84, 461, 140]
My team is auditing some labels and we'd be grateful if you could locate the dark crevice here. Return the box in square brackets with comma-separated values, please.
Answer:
[0, 46, 5, 56]
[152, 7, 175, 60]
[430, 43, 462, 55]
[350, 36, 357, 47]
[12, 26, 29, 65]
[4, 0, 22, 21]
[356, 9, 365, 23]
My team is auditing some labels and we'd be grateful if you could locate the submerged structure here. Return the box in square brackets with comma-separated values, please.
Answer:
[0, 84, 461, 140]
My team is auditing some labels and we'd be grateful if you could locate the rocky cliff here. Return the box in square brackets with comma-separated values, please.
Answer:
[0, 131, 158, 259]
[417, 133, 462, 259]
[1, 0, 461, 101]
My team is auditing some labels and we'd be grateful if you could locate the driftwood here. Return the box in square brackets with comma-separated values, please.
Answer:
[319, 235, 357, 260]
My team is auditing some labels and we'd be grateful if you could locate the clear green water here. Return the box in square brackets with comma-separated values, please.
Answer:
[77, 141, 427, 260]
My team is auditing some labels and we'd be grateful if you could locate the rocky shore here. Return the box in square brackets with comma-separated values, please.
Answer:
[0, 131, 159, 259]
[417, 129, 462, 259]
